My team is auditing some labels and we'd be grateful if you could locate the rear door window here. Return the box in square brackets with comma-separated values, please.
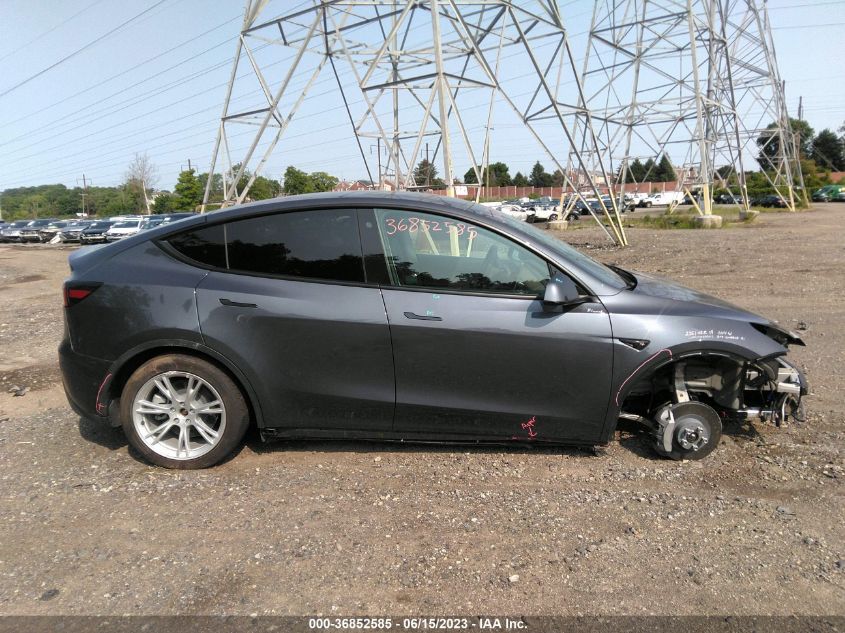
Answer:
[225, 209, 364, 283]
[167, 209, 365, 284]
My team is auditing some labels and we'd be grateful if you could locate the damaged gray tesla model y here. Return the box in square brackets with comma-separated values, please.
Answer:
[59, 192, 807, 468]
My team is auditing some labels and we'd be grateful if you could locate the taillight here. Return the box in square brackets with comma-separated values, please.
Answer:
[63, 283, 101, 307]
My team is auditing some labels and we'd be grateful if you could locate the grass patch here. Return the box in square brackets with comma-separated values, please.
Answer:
[625, 214, 708, 229]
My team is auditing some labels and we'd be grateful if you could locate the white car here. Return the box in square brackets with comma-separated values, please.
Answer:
[498, 204, 532, 222]
[105, 219, 144, 242]
[530, 204, 562, 222]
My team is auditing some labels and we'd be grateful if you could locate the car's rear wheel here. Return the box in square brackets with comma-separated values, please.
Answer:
[121, 354, 249, 469]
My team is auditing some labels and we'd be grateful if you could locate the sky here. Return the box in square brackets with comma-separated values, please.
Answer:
[0, 0, 843, 194]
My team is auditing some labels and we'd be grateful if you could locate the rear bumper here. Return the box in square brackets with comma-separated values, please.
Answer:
[58, 339, 113, 421]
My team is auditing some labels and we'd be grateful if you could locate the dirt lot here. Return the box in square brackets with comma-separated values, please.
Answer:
[0, 205, 842, 617]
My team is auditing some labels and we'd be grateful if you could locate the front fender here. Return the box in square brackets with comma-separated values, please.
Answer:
[598, 339, 787, 443]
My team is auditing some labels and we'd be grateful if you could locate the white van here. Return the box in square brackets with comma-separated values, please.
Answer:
[640, 191, 685, 208]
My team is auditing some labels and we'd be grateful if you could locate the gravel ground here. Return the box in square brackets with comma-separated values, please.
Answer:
[0, 205, 842, 616]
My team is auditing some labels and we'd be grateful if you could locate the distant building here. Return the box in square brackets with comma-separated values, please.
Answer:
[333, 179, 375, 192]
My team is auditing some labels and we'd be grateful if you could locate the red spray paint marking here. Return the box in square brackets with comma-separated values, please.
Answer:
[511, 415, 538, 440]
[95, 373, 112, 415]
[614, 349, 673, 406]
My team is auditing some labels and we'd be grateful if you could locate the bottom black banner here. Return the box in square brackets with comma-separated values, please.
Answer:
[0, 616, 842, 633]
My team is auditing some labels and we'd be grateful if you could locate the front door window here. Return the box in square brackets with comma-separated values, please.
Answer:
[374, 208, 550, 296]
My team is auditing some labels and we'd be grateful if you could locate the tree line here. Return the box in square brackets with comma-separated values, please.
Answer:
[3, 117, 843, 220]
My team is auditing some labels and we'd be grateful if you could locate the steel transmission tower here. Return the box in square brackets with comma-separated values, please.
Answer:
[202, 0, 628, 244]
[576, 0, 800, 216]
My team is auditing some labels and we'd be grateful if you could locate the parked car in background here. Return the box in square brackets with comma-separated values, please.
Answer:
[19, 219, 56, 243]
[759, 194, 789, 209]
[59, 191, 807, 469]
[159, 212, 196, 225]
[597, 195, 637, 213]
[834, 191, 845, 202]
[714, 192, 744, 205]
[639, 191, 685, 208]
[79, 220, 116, 245]
[140, 216, 166, 231]
[811, 185, 844, 202]
[627, 192, 650, 207]
[58, 221, 93, 243]
[105, 219, 144, 242]
[575, 198, 604, 216]
[38, 221, 73, 243]
[498, 203, 532, 222]
[0, 220, 31, 243]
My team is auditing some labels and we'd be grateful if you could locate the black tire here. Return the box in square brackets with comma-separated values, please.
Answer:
[120, 354, 250, 469]
[654, 401, 722, 461]
[549, 214, 558, 221]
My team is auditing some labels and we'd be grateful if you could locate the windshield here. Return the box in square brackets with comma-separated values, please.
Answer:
[112, 221, 139, 229]
[486, 207, 627, 290]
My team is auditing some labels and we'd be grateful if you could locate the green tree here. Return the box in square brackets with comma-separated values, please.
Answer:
[152, 192, 178, 214]
[627, 159, 646, 182]
[196, 172, 223, 205]
[283, 166, 314, 195]
[811, 129, 845, 171]
[415, 159, 438, 187]
[757, 118, 813, 167]
[250, 175, 282, 200]
[551, 169, 565, 187]
[529, 161, 553, 187]
[512, 171, 528, 187]
[485, 162, 511, 186]
[656, 155, 676, 182]
[308, 171, 338, 193]
[463, 162, 511, 186]
[173, 169, 203, 210]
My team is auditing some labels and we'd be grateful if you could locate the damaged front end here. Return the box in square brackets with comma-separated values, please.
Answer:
[619, 329, 808, 461]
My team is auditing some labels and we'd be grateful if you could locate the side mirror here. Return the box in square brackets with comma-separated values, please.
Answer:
[543, 275, 586, 307]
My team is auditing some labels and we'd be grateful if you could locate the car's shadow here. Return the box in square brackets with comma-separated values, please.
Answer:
[78, 416, 127, 451]
[76, 416, 249, 467]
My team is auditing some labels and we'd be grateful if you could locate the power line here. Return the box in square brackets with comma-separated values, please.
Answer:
[0, 14, 242, 134]
[0, 0, 171, 99]
[0, 0, 108, 64]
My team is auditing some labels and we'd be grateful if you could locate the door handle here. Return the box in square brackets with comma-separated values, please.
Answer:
[219, 298, 258, 308]
[403, 311, 442, 322]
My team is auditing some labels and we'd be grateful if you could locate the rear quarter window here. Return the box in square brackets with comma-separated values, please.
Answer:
[166, 224, 227, 269]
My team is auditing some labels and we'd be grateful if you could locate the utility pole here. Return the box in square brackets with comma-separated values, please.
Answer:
[370, 141, 384, 189]
[425, 142, 430, 188]
[77, 174, 90, 217]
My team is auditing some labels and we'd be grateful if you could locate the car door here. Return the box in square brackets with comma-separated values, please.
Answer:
[170, 208, 395, 433]
[367, 207, 614, 444]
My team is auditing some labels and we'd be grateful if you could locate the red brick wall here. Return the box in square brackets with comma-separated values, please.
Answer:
[427, 182, 682, 200]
